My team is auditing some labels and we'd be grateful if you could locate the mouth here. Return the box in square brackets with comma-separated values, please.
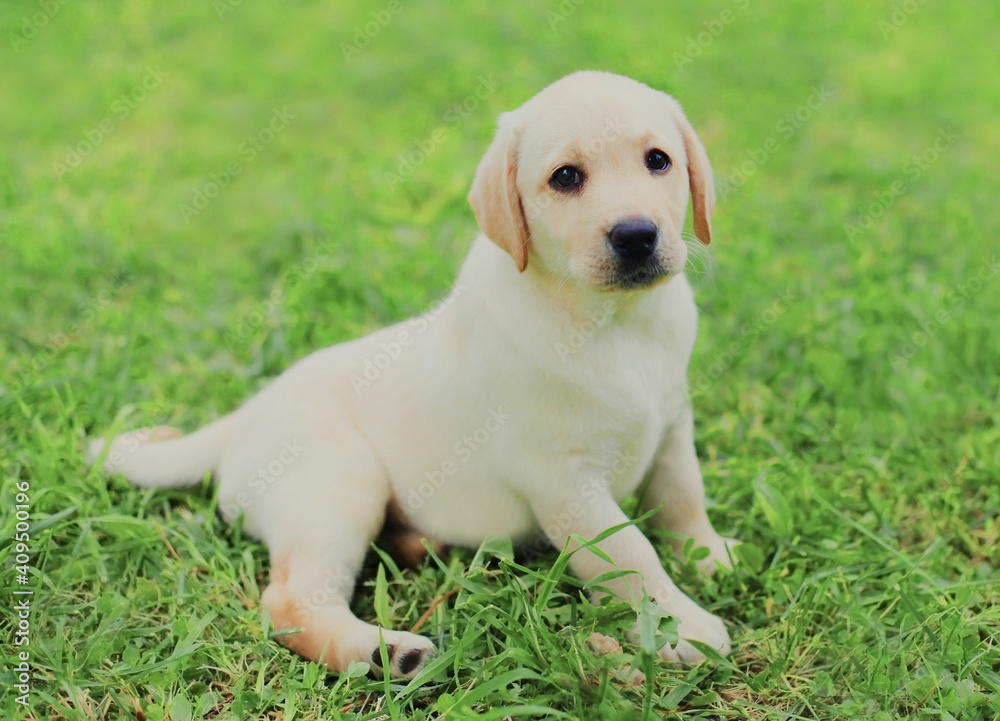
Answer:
[601, 262, 673, 292]
[597, 219, 681, 292]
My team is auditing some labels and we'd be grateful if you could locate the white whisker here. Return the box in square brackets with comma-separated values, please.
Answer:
[681, 231, 716, 287]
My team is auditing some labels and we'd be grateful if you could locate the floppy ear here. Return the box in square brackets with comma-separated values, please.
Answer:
[669, 101, 716, 245]
[468, 112, 530, 272]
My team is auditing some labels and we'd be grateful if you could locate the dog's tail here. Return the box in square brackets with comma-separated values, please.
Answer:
[87, 416, 232, 488]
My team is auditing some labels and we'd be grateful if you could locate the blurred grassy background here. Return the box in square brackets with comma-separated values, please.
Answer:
[1, 1, 998, 719]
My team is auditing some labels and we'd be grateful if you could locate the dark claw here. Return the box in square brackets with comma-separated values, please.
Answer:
[397, 648, 424, 675]
[371, 643, 396, 668]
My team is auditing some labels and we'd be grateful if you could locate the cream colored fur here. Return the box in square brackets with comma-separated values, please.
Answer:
[89, 71, 737, 678]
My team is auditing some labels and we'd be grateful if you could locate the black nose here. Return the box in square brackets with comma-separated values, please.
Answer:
[607, 218, 658, 264]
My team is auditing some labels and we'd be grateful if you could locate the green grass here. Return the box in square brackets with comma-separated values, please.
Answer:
[2, 1, 999, 719]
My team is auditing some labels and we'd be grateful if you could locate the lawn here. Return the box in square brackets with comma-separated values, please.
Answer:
[1, 1, 999, 719]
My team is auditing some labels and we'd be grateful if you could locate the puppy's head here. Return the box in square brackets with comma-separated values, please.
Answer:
[468, 71, 715, 292]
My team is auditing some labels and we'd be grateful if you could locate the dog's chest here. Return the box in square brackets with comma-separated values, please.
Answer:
[391, 337, 686, 546]
[384, 276, 697, 545]
[545, 328, 688, 489]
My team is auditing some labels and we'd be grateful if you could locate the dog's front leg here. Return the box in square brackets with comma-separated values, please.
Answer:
[642, 407, 738, 573]
[530, 488, 730, 664]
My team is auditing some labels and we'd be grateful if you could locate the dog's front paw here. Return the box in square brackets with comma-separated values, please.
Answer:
[368, 631, 436, 679]
[692, 534, 740, 575]
[644, 589, 731, 665]
[658, 605, 730, 664]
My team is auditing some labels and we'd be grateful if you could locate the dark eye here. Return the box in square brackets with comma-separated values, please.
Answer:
[550, 165, 583, 189]
[646, 149, 671, 172]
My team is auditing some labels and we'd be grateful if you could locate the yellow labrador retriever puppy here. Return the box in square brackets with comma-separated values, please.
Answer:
[89, 70, 736, 679]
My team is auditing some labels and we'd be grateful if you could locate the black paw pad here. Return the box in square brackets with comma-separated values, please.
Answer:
[371, 643, 396, 668]
[397, 648, 425, 675]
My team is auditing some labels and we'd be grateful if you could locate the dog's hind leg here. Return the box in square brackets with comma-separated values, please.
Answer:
[257, 439, 435, 678]
[378, 502, 446, 570]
